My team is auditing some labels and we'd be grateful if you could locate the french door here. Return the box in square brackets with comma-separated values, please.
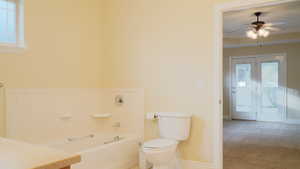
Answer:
[230, 54, 286, 122]
[231, 57, 257, 120]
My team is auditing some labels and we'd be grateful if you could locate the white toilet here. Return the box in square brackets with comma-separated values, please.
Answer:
[142, 112, 192, 169]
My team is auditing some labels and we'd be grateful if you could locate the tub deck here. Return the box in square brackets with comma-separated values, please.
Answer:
[0, 137, 81, 169]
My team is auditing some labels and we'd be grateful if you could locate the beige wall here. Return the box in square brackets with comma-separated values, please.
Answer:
[0, 88, 5, 136]
[0, 0, 105, 136]
[0, 0, 255, 163]
[223, 42, 300, 121]
[101, 0, 234, 162]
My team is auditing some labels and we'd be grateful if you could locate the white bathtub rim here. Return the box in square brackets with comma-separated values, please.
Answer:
[79, 135, 141, 154]
[45, 133, 142, 154]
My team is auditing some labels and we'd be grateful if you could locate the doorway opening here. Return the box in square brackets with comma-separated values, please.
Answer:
[214, 0, 300, 169]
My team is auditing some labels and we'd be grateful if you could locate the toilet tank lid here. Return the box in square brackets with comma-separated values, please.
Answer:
[158, 112, 192, 118]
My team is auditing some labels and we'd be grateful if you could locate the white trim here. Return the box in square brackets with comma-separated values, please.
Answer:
[228, 56, 233, 120]
[212, 4, 223, 169]
[215, 0, 297, 12]
[0, 44, 26, 53]
[213, 1, 296, 169]
[181, 160, 215, 169]
[18, 0, 25, 47]
[224, 39, 300, 48]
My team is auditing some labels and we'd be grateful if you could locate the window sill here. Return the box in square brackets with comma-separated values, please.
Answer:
[0, 43, 26, 54]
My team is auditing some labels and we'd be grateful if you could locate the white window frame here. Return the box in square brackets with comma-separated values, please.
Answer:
[0, 0, 25, 53]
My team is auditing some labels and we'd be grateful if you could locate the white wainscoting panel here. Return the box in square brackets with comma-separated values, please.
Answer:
[5, 88, 144, 144]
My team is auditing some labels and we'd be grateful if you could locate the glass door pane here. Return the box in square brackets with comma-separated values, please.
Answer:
[259, 61, 282, 121]
[236, 64, 252, 112]
[231, 58, 256, 121]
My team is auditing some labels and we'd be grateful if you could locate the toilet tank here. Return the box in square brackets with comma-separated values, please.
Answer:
[158, 112, 192, 141]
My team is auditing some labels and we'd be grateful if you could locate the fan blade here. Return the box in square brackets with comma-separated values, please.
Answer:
[243, 23, 255, 28]
[265, 22, 286, 26]
[224, 26, 250, 33]
[264, 27, 280, 31]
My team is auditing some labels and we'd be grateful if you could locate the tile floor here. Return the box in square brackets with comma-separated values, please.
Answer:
[224, 120, 300, 169]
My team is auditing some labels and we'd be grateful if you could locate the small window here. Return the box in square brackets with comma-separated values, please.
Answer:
[0, 0, 24, 50]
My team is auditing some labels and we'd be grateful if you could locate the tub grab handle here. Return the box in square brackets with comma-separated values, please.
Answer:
[67, 134, 94, 142]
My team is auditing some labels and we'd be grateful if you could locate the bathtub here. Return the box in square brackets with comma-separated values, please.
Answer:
[47, 134, 141, 169]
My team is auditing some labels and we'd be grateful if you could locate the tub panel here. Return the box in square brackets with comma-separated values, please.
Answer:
[54, 136, 140, 169]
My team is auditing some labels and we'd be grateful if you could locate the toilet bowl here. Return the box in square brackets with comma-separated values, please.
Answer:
[143, 139, 178, 169]
[142, 112, 192, 169]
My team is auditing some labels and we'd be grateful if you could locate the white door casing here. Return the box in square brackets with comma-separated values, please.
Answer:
[214, 1, 295, 169]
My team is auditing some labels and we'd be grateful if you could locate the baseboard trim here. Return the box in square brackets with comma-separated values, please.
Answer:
[181, 160, 215, 169]
[284, 119, 300, 125]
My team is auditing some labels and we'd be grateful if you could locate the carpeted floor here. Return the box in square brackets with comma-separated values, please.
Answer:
[224, 120, 300, 169]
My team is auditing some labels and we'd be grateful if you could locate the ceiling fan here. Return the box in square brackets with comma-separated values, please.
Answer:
[246, 12, 283, 39]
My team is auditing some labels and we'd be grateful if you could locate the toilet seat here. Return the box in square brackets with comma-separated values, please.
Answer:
[143, 139, 178, 153]
[144, 139, 177, 148]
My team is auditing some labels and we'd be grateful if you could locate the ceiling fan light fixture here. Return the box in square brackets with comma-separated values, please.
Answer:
[262, 30, 270, 37]
[258, 29, 270, 37]
[245, 12, 277, 40]
[258, 29, 265, 36]
[247, 30, 258, 39]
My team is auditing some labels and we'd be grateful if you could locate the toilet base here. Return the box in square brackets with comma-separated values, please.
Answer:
[152, 152, 182, 169]
[153, 164, 170, 169]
